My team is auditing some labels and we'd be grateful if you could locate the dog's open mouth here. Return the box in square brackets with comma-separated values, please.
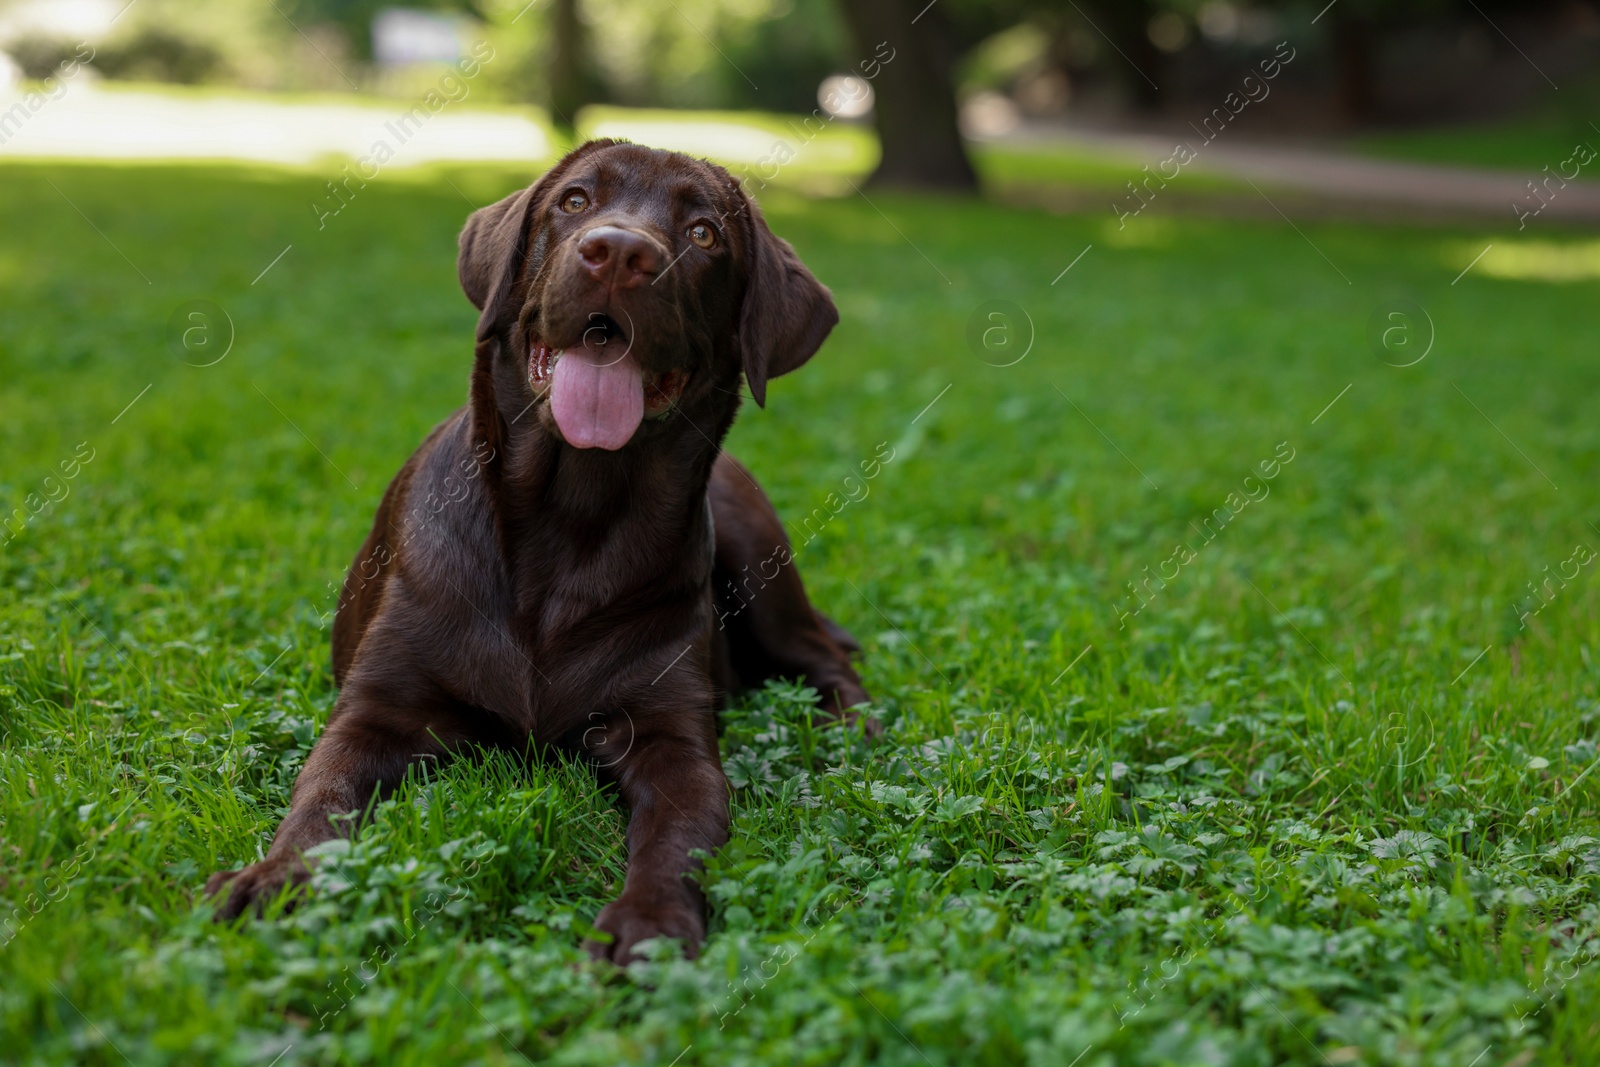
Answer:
[529, 333, 690, 451]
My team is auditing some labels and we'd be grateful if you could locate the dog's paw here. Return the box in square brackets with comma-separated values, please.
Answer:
[585, 891, 705, 964]
[204, 855, 312, 920]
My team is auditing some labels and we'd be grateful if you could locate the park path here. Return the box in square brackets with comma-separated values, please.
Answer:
[991, 125, 1600, 225]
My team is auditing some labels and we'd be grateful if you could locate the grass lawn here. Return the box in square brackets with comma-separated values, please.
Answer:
[1353, 80, 1600, 174]
[4, 156, 1600, 1066]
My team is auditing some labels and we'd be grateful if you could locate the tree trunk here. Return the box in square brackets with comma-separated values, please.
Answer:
[547, 0, 595, 134]
[837, 0, 978, 191]
[1331, 10, 1378, 123]
[1082, 0, 1164, 112]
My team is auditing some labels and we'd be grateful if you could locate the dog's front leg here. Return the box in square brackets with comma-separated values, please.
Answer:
[205, 686, 474, 918]
[585, 709, 729, 963]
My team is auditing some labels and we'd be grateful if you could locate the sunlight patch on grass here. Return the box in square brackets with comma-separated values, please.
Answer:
[578, 105, 877, 189]
[1451, 238, 1600, 282]
[1097, 214, 1178, 248]
[0, 82, 553, 168]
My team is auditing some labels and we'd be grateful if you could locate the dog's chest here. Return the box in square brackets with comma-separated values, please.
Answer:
[495, 498, 716, 735]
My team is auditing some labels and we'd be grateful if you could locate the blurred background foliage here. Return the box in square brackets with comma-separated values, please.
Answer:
[5, 0, 1598, 125]
[4, 0, 1599, 190]
[3, 0, 1599, 191]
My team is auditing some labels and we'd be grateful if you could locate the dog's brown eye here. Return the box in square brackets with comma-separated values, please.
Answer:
[689, 223, 716, 249]
[561, 191, 588, 214]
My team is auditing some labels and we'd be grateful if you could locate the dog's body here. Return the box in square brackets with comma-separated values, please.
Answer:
[205, 142, 871, 960]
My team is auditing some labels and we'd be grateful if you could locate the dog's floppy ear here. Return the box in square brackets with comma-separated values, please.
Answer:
[734, 189, 838, 407]
[457, 185, 533, 324]
[457, 139, 618, 341]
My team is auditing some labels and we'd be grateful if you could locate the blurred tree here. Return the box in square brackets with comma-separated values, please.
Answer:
[576, 0, 844, 113]
[1328, 3, 1378, 120]
[837, 0, 978, 190]
[3, 35, 94, 79]
[94, 27, 227, 83]
[280, 0, 482, 60]
[711, 0, 848, 113]
[1251, 0, 1490, 123]
[1075, 0, 1163, 110]
[546, 0, 601, 132]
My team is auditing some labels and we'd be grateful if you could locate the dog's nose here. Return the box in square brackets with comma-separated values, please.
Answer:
[578, 226, 660, 290]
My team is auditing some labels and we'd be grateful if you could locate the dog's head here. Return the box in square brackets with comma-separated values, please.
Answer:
[458, 140, 837, 451]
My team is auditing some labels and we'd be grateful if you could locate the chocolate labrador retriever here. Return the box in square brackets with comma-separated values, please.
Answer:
[205, 140, 873, 962]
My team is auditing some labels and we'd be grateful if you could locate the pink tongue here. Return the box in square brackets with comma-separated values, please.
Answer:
[550, 341, 644, 450]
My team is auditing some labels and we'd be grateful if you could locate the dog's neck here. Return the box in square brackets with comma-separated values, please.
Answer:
[469, 336, 743, 553]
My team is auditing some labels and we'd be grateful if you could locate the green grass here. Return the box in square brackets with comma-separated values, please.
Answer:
[1356, 116, 1600, 174]
[3, 156, 1600, 1066]
[974, 142, 1242, 195]
[1353, 80, 1600, 174]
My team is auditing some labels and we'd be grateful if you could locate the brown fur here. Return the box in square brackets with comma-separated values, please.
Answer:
[204, 142, 873, 963]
